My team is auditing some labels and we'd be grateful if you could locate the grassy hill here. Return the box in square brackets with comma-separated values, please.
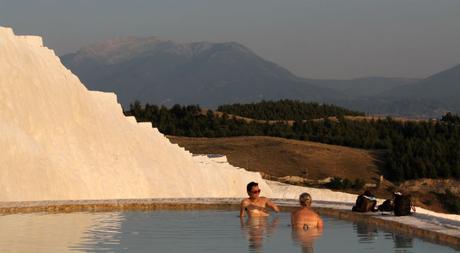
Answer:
[168, 135, 458, 213]
[168, 136, 383, 183]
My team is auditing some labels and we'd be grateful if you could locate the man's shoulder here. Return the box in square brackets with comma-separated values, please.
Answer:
[259, 196, 274, 202]
[291, 207, 302, 215]
[307, 210, 322, 219]
[298, 207, 318, 216]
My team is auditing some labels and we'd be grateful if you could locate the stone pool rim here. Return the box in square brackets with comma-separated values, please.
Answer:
[1, 198, 459, 250]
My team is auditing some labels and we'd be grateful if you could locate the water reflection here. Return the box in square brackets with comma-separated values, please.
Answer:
[355, 223, 415, 253]
[354, 222, 378, 243]
[240, 216, 280, 252]
[0, 212, 122, 253]
[392, 233, 414, 253]
[291, 226, 323, 253]
[0, 211, 457, 253]
[393, 233, 413, 248]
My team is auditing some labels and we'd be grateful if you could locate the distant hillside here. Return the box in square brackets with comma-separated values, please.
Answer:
[383, 64, 460, 100]
[306, 77, 418, 98]
[61, 37, 341, 108]
[300, 65, 460, 117]
[333, 97, 452, 118]
[360, 64, 460, 116]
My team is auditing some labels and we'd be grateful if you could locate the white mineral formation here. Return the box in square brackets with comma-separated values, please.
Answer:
[0, 27, 270, 201]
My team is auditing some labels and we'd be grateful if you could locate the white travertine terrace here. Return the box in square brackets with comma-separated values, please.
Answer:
[0, 26, 270, 201]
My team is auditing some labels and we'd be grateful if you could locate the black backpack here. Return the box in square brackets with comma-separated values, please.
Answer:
[394, 194, 413, 216]
[378, 199, 394, 212]
[352, 195, 377, 212]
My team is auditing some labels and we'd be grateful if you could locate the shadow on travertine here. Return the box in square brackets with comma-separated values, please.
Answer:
[0, 212, 122, 253]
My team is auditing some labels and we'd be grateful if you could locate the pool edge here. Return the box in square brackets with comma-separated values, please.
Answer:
[0, 198, 459, 250]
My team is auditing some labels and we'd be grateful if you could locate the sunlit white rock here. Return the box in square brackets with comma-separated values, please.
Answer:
[0, 26, 270, 201]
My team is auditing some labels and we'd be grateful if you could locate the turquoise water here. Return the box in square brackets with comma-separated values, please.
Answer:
[0, 210, 458, 252]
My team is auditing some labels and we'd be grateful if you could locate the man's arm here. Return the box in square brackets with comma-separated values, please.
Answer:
[240, 200, 247, 217]
[266, 198, 280, 213]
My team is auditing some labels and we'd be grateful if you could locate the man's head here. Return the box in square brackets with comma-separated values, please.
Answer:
[246, 182, 260, 197]
[299, 192, 312, 207]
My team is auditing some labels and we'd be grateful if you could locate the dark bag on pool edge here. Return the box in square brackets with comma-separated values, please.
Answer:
[378, 199, 394, 212]
[393, 194, 412, 216]
[352, 195, 376, 212]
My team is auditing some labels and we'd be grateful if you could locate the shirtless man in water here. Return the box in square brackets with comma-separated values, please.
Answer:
[240, 182, 280, 217]
[291, 193, 324, 229]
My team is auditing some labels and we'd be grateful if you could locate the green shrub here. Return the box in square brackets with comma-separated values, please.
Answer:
[325, 177, 365, 190]
[352, 178, 366, 189]
[422, 199, 432, 206]
[438, 190, 460, 214]
[325, 177, 344, 189]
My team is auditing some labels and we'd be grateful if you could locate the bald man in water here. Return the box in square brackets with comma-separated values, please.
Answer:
[291, 193, 324, 229]
[240, 182, 280, 217]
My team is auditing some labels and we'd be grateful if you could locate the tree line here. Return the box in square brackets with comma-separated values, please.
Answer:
[126, 100, 460, 182]
[217, 99, 364, 120]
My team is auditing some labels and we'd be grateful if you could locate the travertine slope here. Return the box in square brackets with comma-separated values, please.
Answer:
[0, 27, 269, 201]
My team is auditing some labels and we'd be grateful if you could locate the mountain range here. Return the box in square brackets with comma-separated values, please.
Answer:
[61, 37, 343, 108]
[61, 37, 460, 117]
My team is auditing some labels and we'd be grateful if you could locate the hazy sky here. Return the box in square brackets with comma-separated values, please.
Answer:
[1, 0, 459, 79]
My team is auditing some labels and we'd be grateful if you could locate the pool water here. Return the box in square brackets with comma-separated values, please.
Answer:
[0, 210, 458, 253]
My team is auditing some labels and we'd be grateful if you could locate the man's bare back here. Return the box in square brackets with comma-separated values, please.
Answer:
[291, 193, 324, 229]
[291, 207, 323, 229]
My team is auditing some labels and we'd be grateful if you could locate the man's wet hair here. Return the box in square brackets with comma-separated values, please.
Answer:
[299, 192, 312, 206]
[247, 182, 258, 192]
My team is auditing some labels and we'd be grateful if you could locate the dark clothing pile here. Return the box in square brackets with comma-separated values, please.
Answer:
[393, 193, 414, 216]
[352, 191, 377, 212]
[352, 191, 415, 216]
